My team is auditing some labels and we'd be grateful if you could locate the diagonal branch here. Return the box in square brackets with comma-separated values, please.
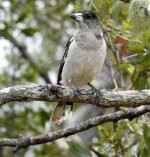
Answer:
[4, 35, 51, 84]
[10, 37, 51, 84]
[0, 84, 150, 107]
[0, 105, 149, 152]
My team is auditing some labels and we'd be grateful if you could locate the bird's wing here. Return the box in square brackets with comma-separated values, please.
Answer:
[51, 37, 74, 124]
[57, 36, 73, 85]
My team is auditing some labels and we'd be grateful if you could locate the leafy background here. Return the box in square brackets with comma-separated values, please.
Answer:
[0, 0, 149, 157]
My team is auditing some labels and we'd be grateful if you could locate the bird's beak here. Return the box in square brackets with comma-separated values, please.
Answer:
[70, 13, 84, 22]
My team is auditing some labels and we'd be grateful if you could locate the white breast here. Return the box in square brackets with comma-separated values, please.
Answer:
[61, 33, 107, 87]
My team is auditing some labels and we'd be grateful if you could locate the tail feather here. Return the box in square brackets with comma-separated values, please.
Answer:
[50, 102, 73, 124]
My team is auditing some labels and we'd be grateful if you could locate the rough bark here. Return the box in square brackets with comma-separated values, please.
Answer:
[0, 84, 150, 107]
[0, 105, 149, 152]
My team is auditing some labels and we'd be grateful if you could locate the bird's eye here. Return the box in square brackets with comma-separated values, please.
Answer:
[91, 14, 96, 18]
[85, 13, 91, 19]
[83, 11, 97, 20]
[96, 34, 102, 40]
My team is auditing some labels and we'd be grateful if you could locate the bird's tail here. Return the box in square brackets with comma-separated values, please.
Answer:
[50, 102, 73, 124]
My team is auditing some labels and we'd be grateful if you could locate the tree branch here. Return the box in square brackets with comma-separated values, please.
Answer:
[11, 37, 51, 84]
[4, 35, 51, 84]
[0, 105, 149, 152]
[0, 84, 150, 107]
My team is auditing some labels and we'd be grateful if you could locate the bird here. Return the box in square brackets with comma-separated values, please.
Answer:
[50, 10, 107, 124]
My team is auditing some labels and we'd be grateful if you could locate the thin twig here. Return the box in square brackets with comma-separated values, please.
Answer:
[105, 32, 125, 88]
[106, 58, 119, 90]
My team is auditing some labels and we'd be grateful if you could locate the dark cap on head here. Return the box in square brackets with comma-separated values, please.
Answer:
[70, 10, 98, 22]
[82, 10, 98, 20]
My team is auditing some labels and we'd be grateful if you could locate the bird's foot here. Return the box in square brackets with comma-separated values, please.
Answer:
[88, 83, 99, 93]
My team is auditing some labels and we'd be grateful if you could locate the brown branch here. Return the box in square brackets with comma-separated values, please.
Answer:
[0, 105, 149, 152]
[88, 146, 105, 157]
[105, 32, 125, 88]
[0, 84, 150, 107]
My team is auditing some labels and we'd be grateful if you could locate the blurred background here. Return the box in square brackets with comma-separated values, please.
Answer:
[0, 0, 149, 157]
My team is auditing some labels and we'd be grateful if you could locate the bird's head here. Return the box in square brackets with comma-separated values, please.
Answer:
[70, 10, 99, 29]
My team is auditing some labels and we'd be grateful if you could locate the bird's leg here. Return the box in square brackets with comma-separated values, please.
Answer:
[68, 79, 75, 89]
[88, 83, 101, 105]
[66, 79, 75, 107]
[68, 79, 81, 98]
[68, 79, 78, 94]
[88, 83, 98, 92]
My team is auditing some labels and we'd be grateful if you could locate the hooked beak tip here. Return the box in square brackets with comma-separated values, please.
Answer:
[70, 13, 84, 22]
[70, 13, 76, 20]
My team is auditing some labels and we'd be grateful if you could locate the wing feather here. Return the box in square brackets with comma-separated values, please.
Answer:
[57, 37, 73, 85]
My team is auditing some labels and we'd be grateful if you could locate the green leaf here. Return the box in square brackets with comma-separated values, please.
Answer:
[21, 28, 39, 36]
[92, 0, 102, 11]
[147, 77, 150, 89]
[118, 63, 130, 71]
[135, 73, 147, 89]
[143, 124, 150, 147]
[112, 1, 129, 21]
[16, 13, 27, 23]
[92, 0, 112, 19]
[98, 125, 110, 139]
[73, 5, 80, 11]
[122, 21, 129, 32]
[113, 126, 124, 141]
[127, 65, 135, 75]
[67, 141, 91, 156]
[128, 42, 145, 53]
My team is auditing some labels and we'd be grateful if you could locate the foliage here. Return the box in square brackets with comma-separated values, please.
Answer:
[0, 0, 149, 157]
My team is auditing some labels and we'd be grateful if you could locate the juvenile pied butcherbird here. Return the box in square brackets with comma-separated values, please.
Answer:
[50, 10, 107, 124]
